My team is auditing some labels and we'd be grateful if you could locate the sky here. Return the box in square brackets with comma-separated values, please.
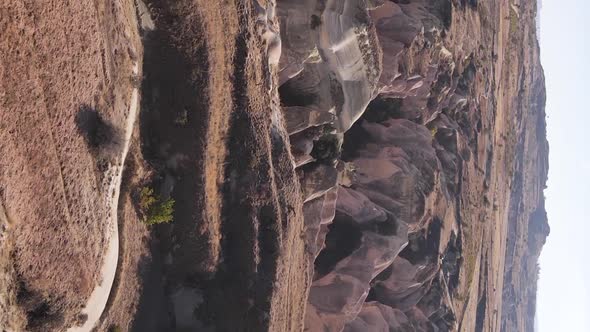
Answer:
[537, 0, 590, 331]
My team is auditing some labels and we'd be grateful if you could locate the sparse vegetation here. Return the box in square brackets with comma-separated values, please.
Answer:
[75, 314, 88, 326]
[130, 74, 142, 88]
[461, 244, 478, 298]
[174, 108, 189, 126]
[364, 97, 403, 123]
[509, 5, 519, 34]
[139, 187, 175, 225]
[16, 284, 66, 332]
[311, 134, 341, 163]
[430, 127, 438, 137]
[109, 325, 123, 332]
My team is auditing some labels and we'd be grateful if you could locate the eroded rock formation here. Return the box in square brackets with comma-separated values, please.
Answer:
[279, 0, 548, 331]
[1, 0, 547, 330]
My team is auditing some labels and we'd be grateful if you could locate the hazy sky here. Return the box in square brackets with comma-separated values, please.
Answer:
[537, 1, 590, 331]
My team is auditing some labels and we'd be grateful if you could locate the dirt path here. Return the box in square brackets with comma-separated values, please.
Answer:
[68, 63, 140, 332]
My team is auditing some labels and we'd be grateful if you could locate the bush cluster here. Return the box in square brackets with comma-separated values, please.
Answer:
[139, 187, 175, 225]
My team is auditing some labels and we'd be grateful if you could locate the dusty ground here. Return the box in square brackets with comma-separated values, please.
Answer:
[1, 0, 545, 331]
[0, 0, 141, 330]
[449, 1, 547, 331]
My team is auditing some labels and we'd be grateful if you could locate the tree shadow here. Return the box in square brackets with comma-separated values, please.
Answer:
[75, 104, 122, 156]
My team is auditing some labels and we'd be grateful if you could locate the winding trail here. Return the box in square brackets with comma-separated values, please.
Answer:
[68, 63, 140, 332]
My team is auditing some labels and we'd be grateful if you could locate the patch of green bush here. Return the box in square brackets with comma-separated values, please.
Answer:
[430, 127, 438, 137]
[140, 187, 175, 225]
[109, 325, 123, 332]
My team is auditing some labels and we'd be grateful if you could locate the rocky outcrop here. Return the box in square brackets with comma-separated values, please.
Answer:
[277, 0, 382, 132]
[279, 0, 548, 331]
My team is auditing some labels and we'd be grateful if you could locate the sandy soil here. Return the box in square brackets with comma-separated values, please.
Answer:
[0, 0, 141, 329]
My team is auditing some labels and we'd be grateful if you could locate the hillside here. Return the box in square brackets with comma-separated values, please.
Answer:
[0, 0, 547, 331]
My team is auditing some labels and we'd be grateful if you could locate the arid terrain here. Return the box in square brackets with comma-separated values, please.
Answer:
[0, 0, 547, 331]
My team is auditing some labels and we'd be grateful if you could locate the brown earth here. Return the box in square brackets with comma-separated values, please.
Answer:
[1, 0, 547, 331]
[0, 0, 141, 330]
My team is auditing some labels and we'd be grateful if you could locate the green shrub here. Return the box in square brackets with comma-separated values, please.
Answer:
[174, 108, 188, 126]
[110, 326, 123, 332]
[430, 127, 438, 137]
[310, 134, 340, 163]
[140, 187, 175, 225]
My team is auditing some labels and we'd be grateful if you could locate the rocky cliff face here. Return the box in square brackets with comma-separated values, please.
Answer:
[279, 0, 548, 331]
